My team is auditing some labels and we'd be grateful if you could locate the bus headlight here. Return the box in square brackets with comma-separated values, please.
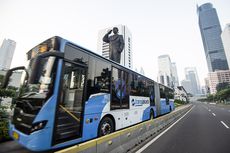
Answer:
[31, 120, 48, 133]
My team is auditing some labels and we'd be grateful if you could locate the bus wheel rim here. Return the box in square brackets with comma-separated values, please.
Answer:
[101, 122, 111, 135]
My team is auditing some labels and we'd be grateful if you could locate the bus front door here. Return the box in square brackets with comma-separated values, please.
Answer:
[53, 62, 86, 144]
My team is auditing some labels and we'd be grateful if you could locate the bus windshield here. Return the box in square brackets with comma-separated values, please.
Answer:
[19, 56, 57, 99]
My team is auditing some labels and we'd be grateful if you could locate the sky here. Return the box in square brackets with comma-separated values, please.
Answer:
[0, 0, 230, 86]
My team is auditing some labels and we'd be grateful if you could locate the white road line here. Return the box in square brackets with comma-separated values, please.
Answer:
[136, 106, 195, 153]
[208, 109, 211, 112]
[221, 121, 229, 129]
[212, 113, 216, 116]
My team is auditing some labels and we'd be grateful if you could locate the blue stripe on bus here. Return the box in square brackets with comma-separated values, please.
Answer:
[142, 106, 157, 121]
[160, 99, 174, 115]
[169, 100, 174, 110]
[82, 94, 109, 140]
[160, 99, 168, 115]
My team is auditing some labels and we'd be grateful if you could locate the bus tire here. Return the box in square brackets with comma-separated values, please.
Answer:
[150, 110, 154, 120]
[98, 117, 115, 137]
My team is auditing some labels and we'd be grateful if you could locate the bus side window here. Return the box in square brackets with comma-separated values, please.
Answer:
[121, 71, 129, 109]
[169, 89, 174, 99]
[150, 85, 155, 106]
[164, 87, 170, 105]
[130, 74, 138, 96]
[86, 57, 111, 100]
[137, 76, 148, 97]
[160, 85, 166, 99]
[111, 67, 130, 109]
[165, 87, 174, 105]
[111, 67, 121, 109]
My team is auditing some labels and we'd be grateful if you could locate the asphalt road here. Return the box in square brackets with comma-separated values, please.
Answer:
[138, 102, 230, 153]
[1, 102, 230, 153]
[0, 140, 34, 153]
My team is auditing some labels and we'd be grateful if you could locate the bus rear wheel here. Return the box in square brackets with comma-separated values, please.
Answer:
[98, 117, 115, 137]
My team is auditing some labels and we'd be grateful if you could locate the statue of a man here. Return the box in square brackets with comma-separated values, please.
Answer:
[103, 27, 124, 63]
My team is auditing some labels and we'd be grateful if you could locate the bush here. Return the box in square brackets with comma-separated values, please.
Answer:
[198, 88, 230, 103]
[0, 89, 16, 98]
[0, 88, 16, 142]
[174, 99, 187, 105]
[0, 105, 11, 141]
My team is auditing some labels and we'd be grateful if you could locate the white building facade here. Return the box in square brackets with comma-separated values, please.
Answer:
[184, 67, 201, 95]
[171, 62, 179, 87]
[97, 25, 133, 69]
[157, 55, 177, 88]
[0, 39, 16, 70]
[157, 55, 172, 87]
[207, 70, 230, 94]
[175, 86, 188, 102]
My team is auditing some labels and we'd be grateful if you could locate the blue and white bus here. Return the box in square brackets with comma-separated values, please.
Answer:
[3, 36, 174, 151]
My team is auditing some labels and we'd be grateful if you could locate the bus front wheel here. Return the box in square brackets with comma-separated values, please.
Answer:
[98, 117, 115, 137]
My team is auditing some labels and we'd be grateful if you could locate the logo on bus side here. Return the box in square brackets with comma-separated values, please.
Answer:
[131, 97, 150, 107]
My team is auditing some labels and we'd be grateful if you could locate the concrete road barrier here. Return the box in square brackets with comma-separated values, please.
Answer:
[56, 105, 192, 153]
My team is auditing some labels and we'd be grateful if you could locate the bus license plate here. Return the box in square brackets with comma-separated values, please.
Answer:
[12, 131, 19, 140]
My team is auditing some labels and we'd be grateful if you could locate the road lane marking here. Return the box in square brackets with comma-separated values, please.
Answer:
[208, 109, 211, 112]
[212, 113, 216, 116]
[136, 106, 195, 153]
[221, 121, 229, 129]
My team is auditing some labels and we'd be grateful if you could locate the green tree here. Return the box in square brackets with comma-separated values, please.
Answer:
[0, 89, 16, 99]
[216, 82, 229, 92]
[0, 74, 4, 87]
[216, 88, 230, 101]
[0, 105, 11, 141]
[205, 94, 217, 102]
[0, 88, 16, 141]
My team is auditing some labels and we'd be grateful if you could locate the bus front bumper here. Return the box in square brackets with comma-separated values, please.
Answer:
[9, 124, 52, 151]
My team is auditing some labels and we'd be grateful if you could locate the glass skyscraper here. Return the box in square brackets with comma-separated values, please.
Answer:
[0, 39, 16, 70]
[197, 3, 229, 72]
[184, 67, 200, 95]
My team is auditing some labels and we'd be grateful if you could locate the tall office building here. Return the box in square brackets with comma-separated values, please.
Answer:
[171, 62, 179, 87]
[184, 67, 200, 95]
[97, 25, 133, 69]
[0, 39, 16, 70]
[221, 24, 230, 68]
[197, 3, 229, 72]
[181, 79, 193, 94]
[157, 55, 179, 88]
[157, 55, 173, 88]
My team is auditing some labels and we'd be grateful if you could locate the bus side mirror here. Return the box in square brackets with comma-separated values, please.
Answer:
[2, 70, 12, 89]
[2, 66, 27, 89]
